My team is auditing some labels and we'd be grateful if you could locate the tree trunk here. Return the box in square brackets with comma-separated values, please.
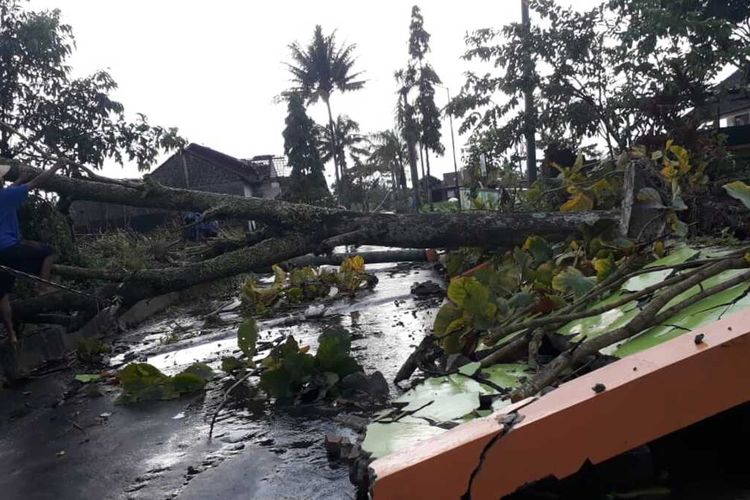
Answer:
[425, 149, 432, 207]
[324, 98, 341, 202]
[2, 158, 619, 321]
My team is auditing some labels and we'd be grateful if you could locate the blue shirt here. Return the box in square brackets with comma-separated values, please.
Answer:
[0, 185, 29, 249]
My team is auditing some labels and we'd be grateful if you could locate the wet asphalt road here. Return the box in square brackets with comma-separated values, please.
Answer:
[0, 262, 441, 500]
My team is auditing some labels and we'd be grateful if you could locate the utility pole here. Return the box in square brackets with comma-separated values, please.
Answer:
[521, 0, 537, 184]
[446, 87, 462, 211]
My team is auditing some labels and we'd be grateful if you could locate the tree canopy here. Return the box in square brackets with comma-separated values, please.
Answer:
[448, 0, 750, 168]
[282, 93, 331, 205]
[0, 0, 184, 170]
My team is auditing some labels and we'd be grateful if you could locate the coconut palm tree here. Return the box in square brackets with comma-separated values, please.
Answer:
[287, 25, 364, 189]
[367, 129, 407, 192]
[315, 115, 367, 175]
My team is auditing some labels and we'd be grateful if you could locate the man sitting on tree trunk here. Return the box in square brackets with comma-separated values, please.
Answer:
[0, 162, 64, 344]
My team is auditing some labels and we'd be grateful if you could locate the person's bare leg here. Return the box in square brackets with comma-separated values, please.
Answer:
[38, 254, 57, 294]
[0, 295, 16, 344]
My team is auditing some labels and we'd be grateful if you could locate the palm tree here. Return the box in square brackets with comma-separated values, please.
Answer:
[367, 130, 407, 192]
[315, 115, 367, 176]
[287, 25, 364, 189]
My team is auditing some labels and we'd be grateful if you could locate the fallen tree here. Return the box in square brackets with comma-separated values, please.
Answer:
[2, 158, 618, 322]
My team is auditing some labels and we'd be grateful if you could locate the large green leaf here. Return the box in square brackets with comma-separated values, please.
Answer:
[724, 180, 750, 209]
[447, 277, 490, 316]
[523, 236, 553, 265]
[362, 417, 447, 459]
[170, 372, 207, 393]
[117, 363, 201, 405]
[622, 246, 699, 292]
[481, 363, 528, 388]
[237, 318, 258, 358]
[552, 267, 596, 297]
[558, 292, 639, 341]
[609, 283, 750, 357]
[433, 303, 464, 337]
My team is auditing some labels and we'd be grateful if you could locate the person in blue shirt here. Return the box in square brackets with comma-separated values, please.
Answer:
[0, 161, 65, 344]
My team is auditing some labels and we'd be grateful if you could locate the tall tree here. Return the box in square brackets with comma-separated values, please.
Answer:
[282, 93, 331, 205]
[0, 0, 183, 170]
[368, 129, 408, 193]
[408, 5, 444, 203]
[287, 25, 365, 192]
[447, 0, 750, 170]
[395, 67, 422, 209]
[315, 115, 367, 192]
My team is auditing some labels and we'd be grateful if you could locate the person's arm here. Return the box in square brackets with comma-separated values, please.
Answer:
[24, 162, 65, 190]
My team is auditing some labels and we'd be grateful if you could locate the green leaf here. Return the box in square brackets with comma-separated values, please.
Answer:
[447, 277, 491, 317]
[433, 303, 464, 337]
[523, 236, 554, 265]
[272, 264, 286, 287]
[75, 374, 101, 384]
[170, 372, 207, 394]
[671, 195, 688, 211]
[237, 318, 258, 358]
[723, 180, 750, 209]
[458, 361, 481, 377]
[552, 267, 595, 297]
[558, 292, 639, 342]
[636, 187, 665, 209]
[315, 328, 361, 378]
[622, 247, 698, 292]
[116, 363, 179, 405]
[481, 363, 528, 388]
[362, 417, 447, 459]
[181, 362, 214, 381]
[221, 356, 246, 374]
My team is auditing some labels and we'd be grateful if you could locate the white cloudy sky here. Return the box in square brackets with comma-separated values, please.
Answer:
[26, 0, 599, 181]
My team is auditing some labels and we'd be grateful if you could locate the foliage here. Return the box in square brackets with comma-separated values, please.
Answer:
[408, 6, 444, 159]
[447, 0, 750, 166]
[286, 25, 365, 106]
[0, 0, 184, 169]
[287, 24, 364, 186]
[367, 130, 408, 192]
[116, 362, 213, 405]
[19, 194, 77, 263]
[237, 318, 258, 358]
[241, 257, 374, 314]
[723, 180, 750, 210]
[434, 233, 633, 354]
[315, 114, 367, 177]
[281, 93, 332, 205]
[78, 228, 178, 272]
[259, 328, 362, 400]
[75, 337, 109, 364]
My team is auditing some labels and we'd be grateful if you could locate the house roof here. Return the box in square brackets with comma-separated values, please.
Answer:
[182, 143, 269, 184]
[701, 67, 750, 119]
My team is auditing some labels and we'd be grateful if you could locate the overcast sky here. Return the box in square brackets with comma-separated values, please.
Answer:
[26, 0, 598, 181]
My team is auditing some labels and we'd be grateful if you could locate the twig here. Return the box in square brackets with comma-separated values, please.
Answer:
[479, 331, 534, 368]
[484, 253, 747, 345]
[0, 120, 140, 189]
[510, 258, 750, 401]
[0, 264, 100, 300]
[208, 369, 258, 439]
